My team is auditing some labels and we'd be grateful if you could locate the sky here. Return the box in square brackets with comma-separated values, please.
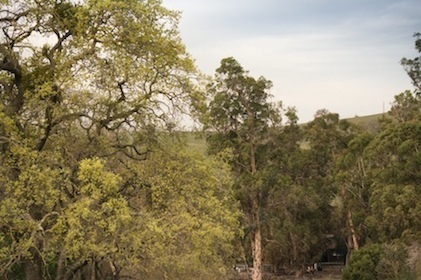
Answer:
[163, 0, 421, 123]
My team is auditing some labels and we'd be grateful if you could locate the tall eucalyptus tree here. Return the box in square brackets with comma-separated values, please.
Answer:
[206, 57, 281, 280]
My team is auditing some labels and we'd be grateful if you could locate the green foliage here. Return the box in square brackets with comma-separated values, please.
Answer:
[52, 158, 132, 261]
[333, 132, 373, 250]
[265, 178, 327, 271]
[1, 142, 240, 279]
[377, 243, 416, 280]
[0, 146, 66, 275]
[342, 244, 383, 280]
[0, 0, 198, 155]
[134, 145, 241, 279]
[389, 90, 421, 122]
[364, 104, 421, 242]
[0, 0, 222, 279]
[208, 57, 280, 136]
[206, 57, 283, 279]
[343, 243, 417, 280]
[262, 115, 336, 273]
[340, 41, 421, 277]
[401, 32, 421, 94]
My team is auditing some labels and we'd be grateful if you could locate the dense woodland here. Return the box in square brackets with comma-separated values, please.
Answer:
[0, 1, 420, 279]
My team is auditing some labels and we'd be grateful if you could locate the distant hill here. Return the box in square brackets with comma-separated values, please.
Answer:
[184, 113, 390, 152]
[343, 113, 389, 132]
[343, 113, 386, 125]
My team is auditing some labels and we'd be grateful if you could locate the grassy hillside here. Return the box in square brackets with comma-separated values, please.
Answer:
[344, 113, 386, 125]
[344, 113, 389, 132]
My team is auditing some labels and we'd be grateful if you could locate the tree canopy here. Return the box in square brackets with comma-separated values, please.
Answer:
[0, 1, 236, 279]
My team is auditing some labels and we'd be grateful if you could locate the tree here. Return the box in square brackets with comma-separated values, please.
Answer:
[342, 244, 383, 280]
[0, 0, 196, 154]
[340, 33, 421, 279]
[389, 90, 421, 122]
[364, 95, 421, 243]
[401, 32, 421, 95]
[343, 243, 417, 280]
[0, 0, 205, 279]
[206, 57, 281, 280]
[304, 111, 362, 264]
[363, 41, 421, 243]
[263, 109, 328, 276]
[334, 132, 373, 263]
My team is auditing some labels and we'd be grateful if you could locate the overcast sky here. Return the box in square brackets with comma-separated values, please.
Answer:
[163, 0, 421, 122]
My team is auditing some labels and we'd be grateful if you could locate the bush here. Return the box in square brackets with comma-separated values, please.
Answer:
[343, 243, 418, 280]
[342, 244, 383, 280]
[376, 243, 414, 280]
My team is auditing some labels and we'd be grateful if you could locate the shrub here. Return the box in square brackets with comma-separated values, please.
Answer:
[343, 244, 383, 280]
[343, 243, 418, 280]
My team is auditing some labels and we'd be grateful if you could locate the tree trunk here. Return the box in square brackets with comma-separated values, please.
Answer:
[251, 196, 262, 280]
[345, 235, 353, 266]
[24, 255, 42, 280]
[341, 184, 359, 265]
[290, 231, 303, 278]
[250, 142, 262, 280]
[347, 211, 359, 251]
[63, 260, 88, 280]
